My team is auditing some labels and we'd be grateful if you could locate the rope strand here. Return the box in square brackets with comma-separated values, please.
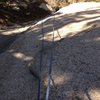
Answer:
[37, 21, 44, 100]
[45, 13, 55, 100]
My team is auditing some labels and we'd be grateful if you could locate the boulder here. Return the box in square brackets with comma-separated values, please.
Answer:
[39, 3, 53, 12]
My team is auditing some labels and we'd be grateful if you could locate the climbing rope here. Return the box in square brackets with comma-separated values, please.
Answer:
[45, 15, 55, 100]
[37, 20, 44, 100]
[37, 11, 62, 100]
[45, 9, 62, 100]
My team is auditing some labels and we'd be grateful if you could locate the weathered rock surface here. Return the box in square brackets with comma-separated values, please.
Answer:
[0, 2, 100, 100]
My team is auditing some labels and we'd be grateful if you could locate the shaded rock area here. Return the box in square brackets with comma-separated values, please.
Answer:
[0, 34, 17, 53]
[0, 0, 52, 27]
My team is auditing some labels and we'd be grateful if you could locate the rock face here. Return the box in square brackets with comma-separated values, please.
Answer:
[0, 2, 100, 100]
[39, 3, 53, 11]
